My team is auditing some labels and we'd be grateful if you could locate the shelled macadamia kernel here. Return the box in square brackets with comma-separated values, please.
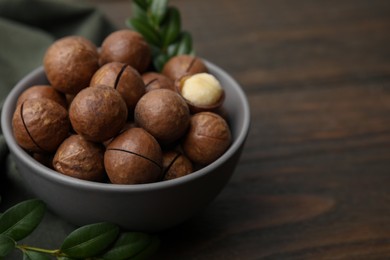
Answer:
[176, 72, 225, 113]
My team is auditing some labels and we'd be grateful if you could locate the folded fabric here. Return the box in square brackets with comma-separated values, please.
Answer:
[0, 0, 116, 104]
[0, 0, 116, 197]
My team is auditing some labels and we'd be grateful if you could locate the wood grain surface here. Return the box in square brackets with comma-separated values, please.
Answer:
[0, 0, 384, 259]
[84, 0, 390, 259]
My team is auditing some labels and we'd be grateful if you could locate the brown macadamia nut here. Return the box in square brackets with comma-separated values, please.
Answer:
[90, 62, 145, 112]
[104, 127, 162, 184]
[162, 55, 208, 80]
[53, 135, 106, 182]
[103, 121, 136, 147]
[11, 28, 237, 185]
[12, 98, 70, 153]
[176, 73, 225, 113]
[43, 36, 99, 95]
[134, 89, 190, 145]
[182, 112, 231, 165]
[16, 85, 67, 108]
[69, 85, 128, 142]
[99, 30, 151, 73]
[142, 72, 175, 92]
[162, 150, 193, 181]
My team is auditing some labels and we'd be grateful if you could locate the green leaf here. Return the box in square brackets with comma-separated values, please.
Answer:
[60, 222, 119, 258]
[127, 18, 161, 47]
[0, 199, 45, 241]
[126, 0, 196, 70]
[102, 232, 152, 260]
[166, 31, 193, 58]
[130, 235, 160, 260]
[132, 0, 149, 11]
[0, 234, 15, 257]
[149, 0, 168, 26]
[23, 250, 50, 260]
[153, 53, 169, 72]
[131, 0, 148, 21]
[175, 31, 193, 56]
[166, 42, 179, 57]
[161, 7, 181, 48]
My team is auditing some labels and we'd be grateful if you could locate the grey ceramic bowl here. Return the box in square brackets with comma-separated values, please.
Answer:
[1, 61, 250, 232]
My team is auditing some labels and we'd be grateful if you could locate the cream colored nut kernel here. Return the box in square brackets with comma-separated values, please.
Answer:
[181, 73, 223, 106]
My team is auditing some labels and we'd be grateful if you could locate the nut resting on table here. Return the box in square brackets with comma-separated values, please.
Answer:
[11, 30, 232, 185]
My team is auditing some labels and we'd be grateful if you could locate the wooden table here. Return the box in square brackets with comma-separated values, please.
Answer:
[4, 0, 390, 259]
[88, 0, 390, 258]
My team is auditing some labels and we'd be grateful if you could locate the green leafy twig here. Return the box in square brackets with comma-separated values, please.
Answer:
[127, 0, 195, 71]
[0, 199, 159, 259]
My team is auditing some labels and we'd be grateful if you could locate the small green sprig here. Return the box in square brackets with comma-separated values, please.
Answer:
[127, 0, 195, 71]
[0, 199, 159, 259]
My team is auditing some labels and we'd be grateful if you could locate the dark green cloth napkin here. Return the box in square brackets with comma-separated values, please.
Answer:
[0, 0, 116, 199]
[0, 0, 116, 104]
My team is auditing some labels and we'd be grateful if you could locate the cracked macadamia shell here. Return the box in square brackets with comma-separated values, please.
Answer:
[104, 127, 162, 184]
[162, 55, 208, 81]
[134, 89, 190, 145]
[69, 85, 128, 142]
[16, 85, 67, 108]
[162, 150, 193, 181]
[53, 135, 106, 182]
[182, 112, 232, 165]
[99, 30, 151, 73]
[90, 62, 145, 112]
[43, 36, 99, 95]
[142, 72, 175, 92]
[12, 98, 70, 153]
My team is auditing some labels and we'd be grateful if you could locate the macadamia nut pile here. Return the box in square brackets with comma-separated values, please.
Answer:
[11, 31, 232, 184]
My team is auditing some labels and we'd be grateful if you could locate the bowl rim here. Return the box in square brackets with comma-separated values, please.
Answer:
[1, 60, 250, 193]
